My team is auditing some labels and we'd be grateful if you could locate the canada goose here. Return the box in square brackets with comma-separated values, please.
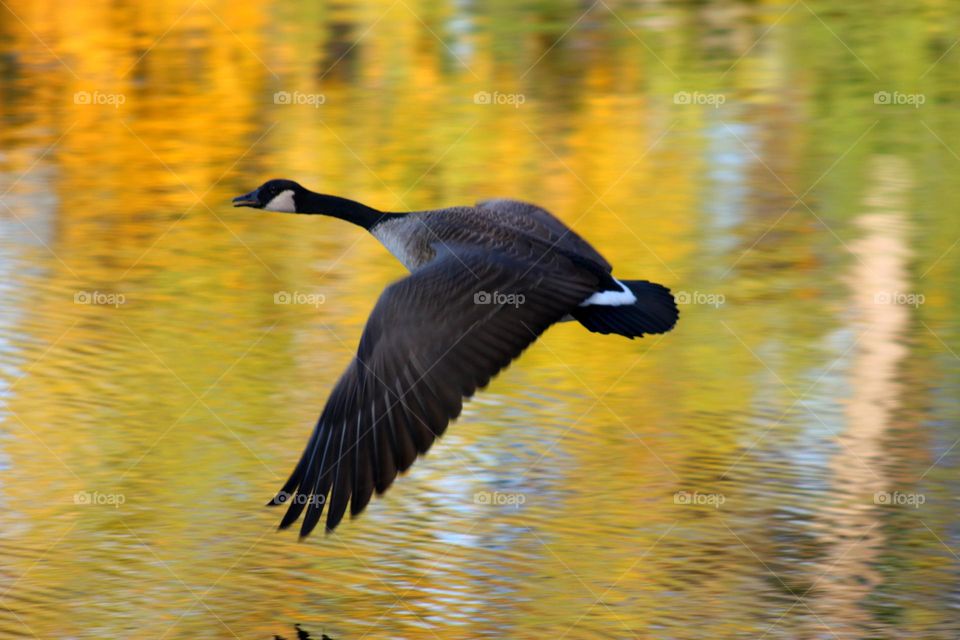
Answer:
[233, 179, 679, 537]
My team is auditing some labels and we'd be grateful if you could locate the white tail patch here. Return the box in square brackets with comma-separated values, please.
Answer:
[579, 278, 637, 307]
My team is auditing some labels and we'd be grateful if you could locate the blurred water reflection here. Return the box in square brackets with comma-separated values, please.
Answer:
[1, 1, 959, 638]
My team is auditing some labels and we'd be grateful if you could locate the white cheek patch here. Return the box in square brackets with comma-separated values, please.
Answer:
[264, 189, 296, 212]
[579, 278, 637, 307]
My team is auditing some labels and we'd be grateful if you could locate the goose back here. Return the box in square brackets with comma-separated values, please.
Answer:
[371, 199, 611, 275]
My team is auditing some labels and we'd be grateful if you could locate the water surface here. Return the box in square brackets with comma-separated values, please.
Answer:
[1, 1, 959, 638]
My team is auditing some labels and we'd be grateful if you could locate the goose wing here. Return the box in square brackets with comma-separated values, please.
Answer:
[270, 246, 598, 536]
[476, 199, 612, 272]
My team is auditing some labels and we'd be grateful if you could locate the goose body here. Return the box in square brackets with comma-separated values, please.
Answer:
[369, 214, 434, 270]
[233, 179, 679, 537]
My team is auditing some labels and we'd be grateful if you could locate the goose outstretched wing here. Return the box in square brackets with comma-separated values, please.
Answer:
[270, 246, 598, 536]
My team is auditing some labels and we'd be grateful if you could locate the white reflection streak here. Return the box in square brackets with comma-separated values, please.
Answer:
[815, 156, 912, 633]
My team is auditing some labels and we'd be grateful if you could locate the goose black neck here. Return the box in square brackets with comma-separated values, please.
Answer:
[299, 191, 393, 230]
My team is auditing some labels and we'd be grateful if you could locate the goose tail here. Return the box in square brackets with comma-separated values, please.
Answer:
[571, 280, 678, 339]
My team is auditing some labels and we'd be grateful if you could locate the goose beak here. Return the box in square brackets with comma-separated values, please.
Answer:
[232, 190, 261, 208]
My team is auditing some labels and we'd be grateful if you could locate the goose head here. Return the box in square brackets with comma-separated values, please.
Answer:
[233, 179, 388, 230]
[233, 179, 305, 212]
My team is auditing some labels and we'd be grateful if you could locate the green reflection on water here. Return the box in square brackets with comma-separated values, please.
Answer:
[0, 1, 958, 637]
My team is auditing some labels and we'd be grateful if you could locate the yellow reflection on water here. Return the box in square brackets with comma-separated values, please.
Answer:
[1, 0, 959, 638]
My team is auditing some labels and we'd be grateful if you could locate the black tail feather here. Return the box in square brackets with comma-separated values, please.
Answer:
[572, 280, 678, 339]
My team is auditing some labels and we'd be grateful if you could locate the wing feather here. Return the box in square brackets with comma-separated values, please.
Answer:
[269, 246, 597, 535]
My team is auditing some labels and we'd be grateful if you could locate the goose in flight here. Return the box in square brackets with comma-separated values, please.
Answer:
[233, 179, 679, 537]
